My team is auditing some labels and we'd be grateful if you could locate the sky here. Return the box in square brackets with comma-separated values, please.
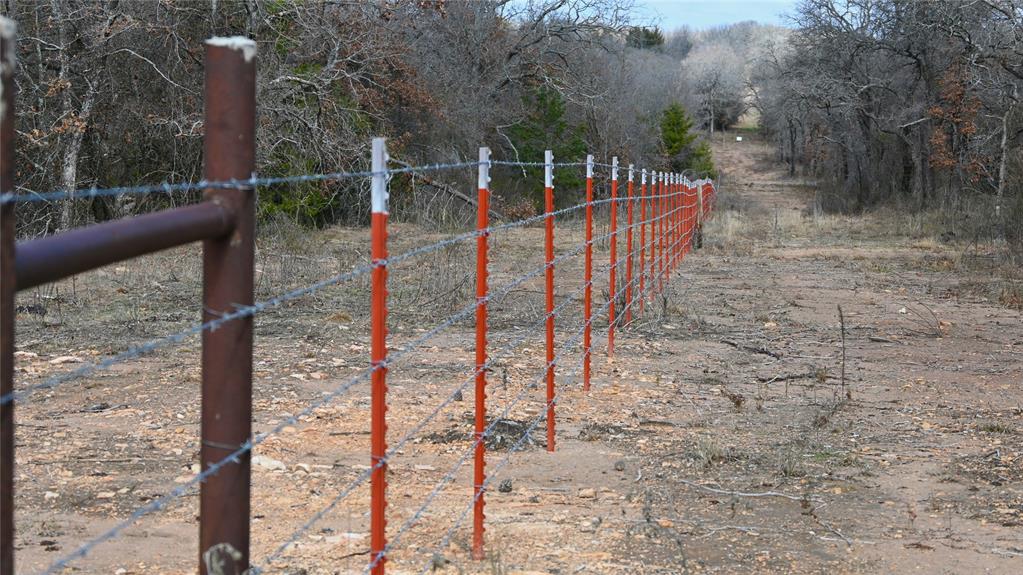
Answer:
[632, 0, 799, 30]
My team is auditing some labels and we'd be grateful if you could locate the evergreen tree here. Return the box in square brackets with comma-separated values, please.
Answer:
[659, 102, 716, 178]
[505, 87, 587, 209]
[626, 27, 665, 51]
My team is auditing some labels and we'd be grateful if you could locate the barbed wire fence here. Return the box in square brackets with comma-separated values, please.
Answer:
[0, 24, 717, 575]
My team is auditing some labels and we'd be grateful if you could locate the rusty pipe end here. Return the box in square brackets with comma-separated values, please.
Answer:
[204, 36, 256, 62]
[0, 17, 15, 126]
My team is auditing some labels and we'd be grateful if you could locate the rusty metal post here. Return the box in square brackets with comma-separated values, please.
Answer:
[1, 17, 16, 575]
[200, 36, 256, 575]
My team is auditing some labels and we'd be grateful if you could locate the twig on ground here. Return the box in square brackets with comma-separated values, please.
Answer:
[720, 339, 783, 359]
[811, 513, 852, 546]
[838, 304, 849, 399]
[677, 479, 819, 503]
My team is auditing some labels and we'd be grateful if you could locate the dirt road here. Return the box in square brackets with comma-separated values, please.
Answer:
[10, 134, 1023, 574]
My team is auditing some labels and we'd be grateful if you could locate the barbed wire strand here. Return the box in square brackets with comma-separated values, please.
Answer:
[414, 224, 696, 574]
[34, 176, 715, 573]
[3, 188, 689, 408]
[39, 194, 693, 573]
[248, 204, 682, 571]
[372, 218, 684, 572]
[250, 268, 599, 572]
[2, 159, 652, 205]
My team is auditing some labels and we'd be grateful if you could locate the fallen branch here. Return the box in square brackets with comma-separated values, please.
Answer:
[392, 158, 506, 221]
[811, 513, 852, 546]
[677, 479, 817, 503]
[721, 339, 783, 359]
[638, 418, 681, 427]
[756, 373, 809, 383]
[693, 525, 762, 539]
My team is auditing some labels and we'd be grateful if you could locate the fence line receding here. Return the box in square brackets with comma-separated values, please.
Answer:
[0, 21, 717, 575]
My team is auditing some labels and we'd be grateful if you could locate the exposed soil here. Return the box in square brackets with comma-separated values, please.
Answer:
[9, 134, 1023, 574]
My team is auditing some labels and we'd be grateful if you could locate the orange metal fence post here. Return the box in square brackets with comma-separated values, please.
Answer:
[638, 169, 647, 317]
[683, 180, 691, 255]
[679, 175, 684, 263]
[648, 171, 654, 301]
[688, 180, 693, 251]
[665, 173, 671, 274]
[678, 175, 685, 262]
[472, 147, 490, 560]
[693, 181, 699, 252]
[666, 173, 675, 272]
[544, 150, 556, 452]
[659, 172, 666, 294]
[666, 174, 672, 273]
[695, 179, 703, 249]
[608, 157, 618, 357]
[689, 181, 695, 254]
[652, 172, 659, 297]
[680, 176, 686, 260]
[677, 175, 682, 263]
[652, 172, 660, 298]
[625, 164, 634, 325]
[691, 182, 698, 253]
[583, 154, 593, 392]
[370, 137, 390, 575]
[667, 174, 673, 273]
[685, 179, 692, 255]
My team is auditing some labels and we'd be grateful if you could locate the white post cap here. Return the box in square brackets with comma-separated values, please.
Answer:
[544, 150, 553, 189]
[478, 147, 490, 189]
[371, 137, 389, 214]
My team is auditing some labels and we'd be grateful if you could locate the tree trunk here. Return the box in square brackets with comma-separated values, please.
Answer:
[996, 85, 1017, 240]
[787, 120, 796, 177]
[59, 83, 97, 230]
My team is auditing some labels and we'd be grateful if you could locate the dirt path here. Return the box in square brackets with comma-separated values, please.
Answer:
[9, 134, 1023, 574]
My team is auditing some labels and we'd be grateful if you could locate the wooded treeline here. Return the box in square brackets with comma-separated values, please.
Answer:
[0, 0, 747, 233]
[752, 0, 1023, 244]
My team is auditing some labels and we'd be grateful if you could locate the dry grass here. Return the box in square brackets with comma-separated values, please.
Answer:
[703, 187, 1023, 314]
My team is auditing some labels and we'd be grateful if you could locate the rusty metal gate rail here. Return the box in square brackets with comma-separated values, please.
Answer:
[2, 32, 258, 575]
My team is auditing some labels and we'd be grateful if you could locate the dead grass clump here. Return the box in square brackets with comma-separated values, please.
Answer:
[704, 210, 748, 244]
[778, 449, 807, 478]
[578, 422, 628, 442]
[424, 417, 546, 451]
[720, 387, 746, 411]
[688, 437, 739, 469]
[977, 420, 1015, 434]
[998, 283, 1023, 310]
